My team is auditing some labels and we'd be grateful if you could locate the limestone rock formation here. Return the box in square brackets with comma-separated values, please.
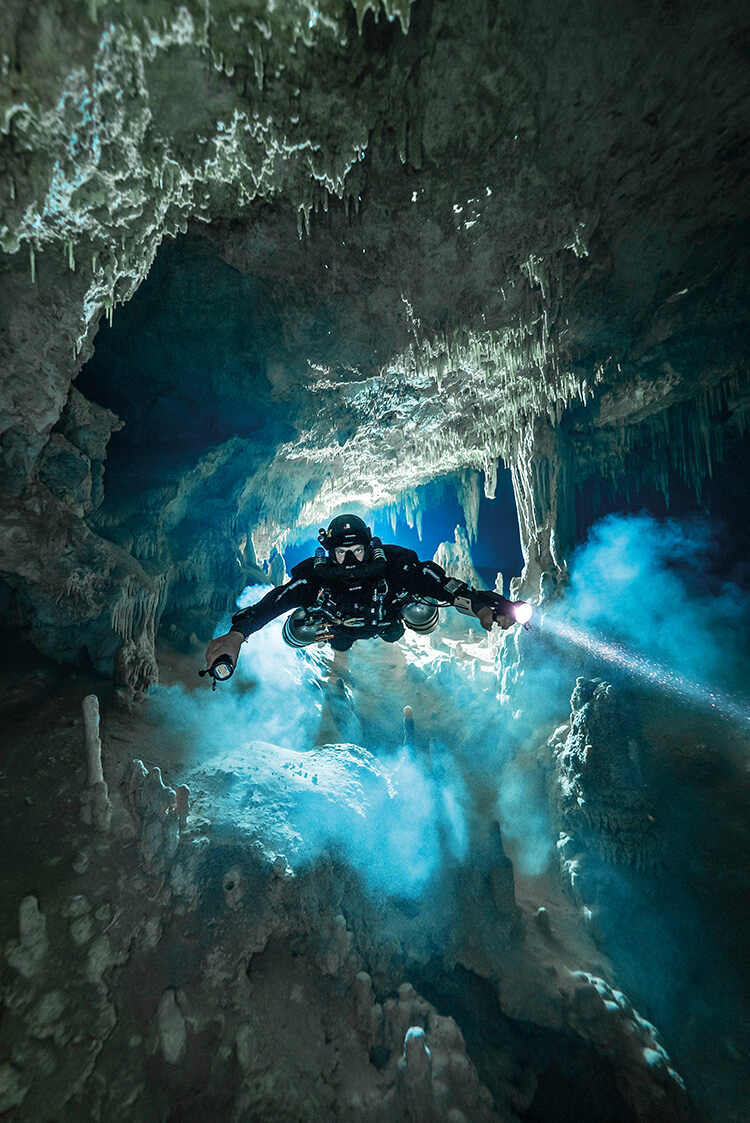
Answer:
[550, 678, 659, 895]
[433, 525, 485, 592]
[0, 704, 693, 1121]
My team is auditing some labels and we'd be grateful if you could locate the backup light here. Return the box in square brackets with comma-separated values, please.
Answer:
[199, 656, 236, 690]
[211, 660, 235, 681]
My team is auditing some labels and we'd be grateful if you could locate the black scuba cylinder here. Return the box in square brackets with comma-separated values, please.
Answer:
[370, 536, 386, 563]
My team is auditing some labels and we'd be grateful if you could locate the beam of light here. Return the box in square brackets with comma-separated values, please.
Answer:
[544, 615, 750, 728]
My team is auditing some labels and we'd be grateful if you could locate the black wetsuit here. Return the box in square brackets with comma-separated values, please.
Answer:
[230, 544, 474, 652]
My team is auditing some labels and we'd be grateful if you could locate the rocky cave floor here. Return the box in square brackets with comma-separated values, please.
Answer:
[2, 626, 750, 1123]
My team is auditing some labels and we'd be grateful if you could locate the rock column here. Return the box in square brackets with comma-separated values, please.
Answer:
[79, 694, 112, 832]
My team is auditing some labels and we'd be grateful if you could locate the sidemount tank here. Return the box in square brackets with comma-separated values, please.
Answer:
[401, 600, 440, 634]
[282, 608, 322, 648]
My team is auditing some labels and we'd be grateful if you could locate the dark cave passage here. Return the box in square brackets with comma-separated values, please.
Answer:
[283, 472, 524, 589]
[573, 408, 750, 592]
[412, 964, 641, 1123]
[76, 233, 293, 491]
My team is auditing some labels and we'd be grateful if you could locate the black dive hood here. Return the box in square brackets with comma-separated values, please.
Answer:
[317, 515, 387, 583]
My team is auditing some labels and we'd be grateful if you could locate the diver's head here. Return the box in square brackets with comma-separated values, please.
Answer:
[319, 514, 372, 568]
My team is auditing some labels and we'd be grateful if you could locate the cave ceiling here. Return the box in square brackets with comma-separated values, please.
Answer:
[1, 0, 749, 678]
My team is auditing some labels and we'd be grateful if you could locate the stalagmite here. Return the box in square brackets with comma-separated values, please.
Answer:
[535, 906, 552, 938]
[174, 785, 190, 830]
[82, 694, 103, 785]
[80, 695, 112, 832]
[157, 989, 187, 1064]
[125, 760, 178, 870]
[6, 896, 48, 979]
[353, 971, 374, 1033]
[433, 526, 484, 590]
[402, 705, 415, 749]
[400, 1026, 433, 1122]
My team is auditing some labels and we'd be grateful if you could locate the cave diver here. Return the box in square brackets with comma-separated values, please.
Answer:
[202, 514, 532, 684]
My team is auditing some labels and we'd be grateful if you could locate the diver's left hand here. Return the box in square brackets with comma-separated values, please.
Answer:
[477, 606, 513, 632]
[204, 629, 243, 670]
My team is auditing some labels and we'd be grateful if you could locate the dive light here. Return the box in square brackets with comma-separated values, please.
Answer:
[511, 600, 533, 626]
[199, 655, 235, 690]
[484, 592, 533, 627]
[455, 589, 534, 629]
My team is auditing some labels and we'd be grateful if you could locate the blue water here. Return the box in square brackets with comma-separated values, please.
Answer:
[284, 469, 523, 587]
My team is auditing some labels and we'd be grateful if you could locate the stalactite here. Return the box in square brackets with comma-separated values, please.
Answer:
[110, 574, 165, 644]
[571, 373, 745, 535]
[482, 456, 498, 500]
[457, 469, 481, 543]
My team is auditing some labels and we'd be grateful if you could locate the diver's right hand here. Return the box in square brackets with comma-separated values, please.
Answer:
[204, 629, 244, 670]
[477, 606, 513, 632]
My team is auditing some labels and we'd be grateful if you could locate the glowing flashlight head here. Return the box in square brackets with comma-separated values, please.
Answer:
[512, 601, 533, 625]
[212, 659, 234, 681]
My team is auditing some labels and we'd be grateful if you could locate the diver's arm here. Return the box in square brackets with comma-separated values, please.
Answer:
[204, 575, 314, 668]
[407, 561, 515, 631]
[407, 559, 467, 604]
[230, 575, 314, 639]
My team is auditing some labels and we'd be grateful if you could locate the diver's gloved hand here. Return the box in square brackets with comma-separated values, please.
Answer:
[471, 590, 516, 631]
[476, 605, 513, 631]
[204, 629, 244, 671]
